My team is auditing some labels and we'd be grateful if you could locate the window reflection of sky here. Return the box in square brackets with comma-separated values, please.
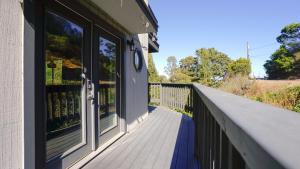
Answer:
[49, 11, 83, 36]
[100, 37, 116, 59]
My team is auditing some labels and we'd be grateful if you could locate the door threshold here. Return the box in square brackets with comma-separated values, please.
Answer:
[69, 132, 125, 169]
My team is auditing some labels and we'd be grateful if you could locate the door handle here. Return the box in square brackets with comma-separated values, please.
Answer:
[81, 73, 86, 80]
[87, 80, 95, 101]
[87, 93, 94, 101]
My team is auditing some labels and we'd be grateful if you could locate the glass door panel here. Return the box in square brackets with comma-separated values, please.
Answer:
[95, 28, 121, 145]
[98, 37, 118, 134]
[45, 11, 84, 161]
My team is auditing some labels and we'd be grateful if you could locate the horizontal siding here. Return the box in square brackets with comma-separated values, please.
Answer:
[0, 0, 23, 168]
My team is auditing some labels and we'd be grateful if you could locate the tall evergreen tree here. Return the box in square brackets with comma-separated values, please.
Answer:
[148, 53, 160, 82]
[164, 56, 178, 77]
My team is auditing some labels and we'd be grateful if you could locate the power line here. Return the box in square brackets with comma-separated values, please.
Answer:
[250, 42, 278, 51]
[250, 52, 273, 58]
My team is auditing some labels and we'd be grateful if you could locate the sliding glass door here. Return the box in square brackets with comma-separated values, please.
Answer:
[41, 2, 123, 168]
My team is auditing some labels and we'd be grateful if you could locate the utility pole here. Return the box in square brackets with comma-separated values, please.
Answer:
[247, 41, 250, 60]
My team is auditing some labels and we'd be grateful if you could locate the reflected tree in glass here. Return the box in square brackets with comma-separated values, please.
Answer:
[98, 37, 117, 134]
[45, 12, 84, 160]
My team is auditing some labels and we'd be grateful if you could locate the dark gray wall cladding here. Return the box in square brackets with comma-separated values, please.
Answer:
[125, 34, 149, 131]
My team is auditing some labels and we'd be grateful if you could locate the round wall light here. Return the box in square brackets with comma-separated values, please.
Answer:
[134, 49, 143, 72]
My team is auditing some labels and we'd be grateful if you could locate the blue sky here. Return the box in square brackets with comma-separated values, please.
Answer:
[150, 0, 300, 77]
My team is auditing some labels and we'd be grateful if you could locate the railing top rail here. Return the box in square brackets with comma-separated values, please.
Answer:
[149, 82, 193, 86]
[192, 83, 300, 169]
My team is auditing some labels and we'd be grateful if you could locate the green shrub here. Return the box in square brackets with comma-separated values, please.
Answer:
[174, 108, 193, 117]
[149, 102, 160, 106]
[254, 86, 300, 113]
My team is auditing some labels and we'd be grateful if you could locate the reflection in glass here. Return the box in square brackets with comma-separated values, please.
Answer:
[99, 37, 117, 134]
[45, 12, 83, 160]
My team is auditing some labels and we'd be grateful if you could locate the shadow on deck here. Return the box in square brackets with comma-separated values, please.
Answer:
[83, 106, 200, 169]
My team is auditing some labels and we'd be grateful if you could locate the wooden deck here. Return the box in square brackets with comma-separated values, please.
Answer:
[83, 106, 200, 169]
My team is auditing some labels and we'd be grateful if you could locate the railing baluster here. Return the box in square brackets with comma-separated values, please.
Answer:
[221, 131, 229, 169]
[232, 144, 245, 169]
[172, 86, 175, 109]
[171, 86, 173, 108]
[169, 86, 172, 108]
[204, 107, 209, 169]
[47, 92, 53, 121]
[215, 122, 220, 169]
[175, 86, 177, 109]
[176, 86, 178, 109]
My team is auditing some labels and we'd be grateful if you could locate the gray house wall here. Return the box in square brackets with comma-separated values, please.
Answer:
[0, 0, 151, 168]
[125, 34, 149, 132]
[0, 0, 24, 168]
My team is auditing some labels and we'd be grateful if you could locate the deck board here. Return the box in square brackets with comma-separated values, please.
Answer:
[83, 106, 200, 169]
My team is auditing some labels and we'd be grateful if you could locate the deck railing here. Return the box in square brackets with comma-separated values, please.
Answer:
[149, 83, 193, 114]
[148, 83, 300, 169]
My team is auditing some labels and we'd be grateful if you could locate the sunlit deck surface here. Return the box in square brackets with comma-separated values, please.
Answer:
[83, 106, 200, 169]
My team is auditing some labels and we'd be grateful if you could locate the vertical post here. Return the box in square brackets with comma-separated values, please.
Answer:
[159, 83, 162, 106]
[221, 131, 229, 169]
[204, 110, 209, 169]
[232, 145, 246, 169]
[228, 142, 233, 169]
[215, 123, 220, 169]
[219, 127, 222, 169]
[193, 89, 199, 156]
[148, 83, 150, 104]
[247, 41, 250, 60]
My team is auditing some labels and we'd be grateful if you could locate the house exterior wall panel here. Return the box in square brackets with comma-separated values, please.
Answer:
[0, 0, 24, 168]
[125, 34, 149, 132]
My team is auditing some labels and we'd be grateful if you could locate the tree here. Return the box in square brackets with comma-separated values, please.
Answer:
[228, 58, 251, 77]
[148, 53, 160, 82]
[264, 46, 295, 79]
[179, 56, 199, 81]
[277, 23, 300, 52]
[264, 23, 300, 79]
[164, 56, 178, 77]
[159, 75, 168, 83]
[169, 70, 192, 83]
[163, 56, 193, 83]
[196, 48, 232, 86]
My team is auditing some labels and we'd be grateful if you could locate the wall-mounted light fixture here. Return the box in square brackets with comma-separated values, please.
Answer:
[134, 49, 143, 72]
[127, 39, 135, 51]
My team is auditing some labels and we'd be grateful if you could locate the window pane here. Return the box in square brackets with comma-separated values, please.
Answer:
[99, 37, 117, 134]
[45, 12, 83, 160]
